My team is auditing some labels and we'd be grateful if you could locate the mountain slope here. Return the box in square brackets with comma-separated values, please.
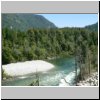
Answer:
[2, 14, 56, 31]
[85, 22, 98, 32]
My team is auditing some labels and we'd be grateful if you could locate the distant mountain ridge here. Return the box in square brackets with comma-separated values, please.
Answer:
[85, 22, 98, 32]
[60, 22, 98, 33]
[2, 14, 57, 31]
[2, 14, 98, 32]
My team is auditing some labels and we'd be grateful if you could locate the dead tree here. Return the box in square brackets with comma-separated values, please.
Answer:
[74, 33, 78, 86]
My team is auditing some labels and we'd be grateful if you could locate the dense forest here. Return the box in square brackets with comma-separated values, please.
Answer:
[85, 22, 98, 32]
[2, 27, 98, 64]
[2, 14, 98, 84]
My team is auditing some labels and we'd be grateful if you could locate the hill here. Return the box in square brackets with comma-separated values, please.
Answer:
[2, 14, 56, 31]
[85, 22, 98, 32]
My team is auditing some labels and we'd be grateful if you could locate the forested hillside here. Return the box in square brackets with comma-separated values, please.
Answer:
[2, 14, 56, 31]
[85, 22, 98, 32]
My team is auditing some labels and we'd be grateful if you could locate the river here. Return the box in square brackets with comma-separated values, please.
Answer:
[2, 57, 76, 86]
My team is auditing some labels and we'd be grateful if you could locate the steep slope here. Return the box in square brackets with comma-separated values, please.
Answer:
[2, 14, 56, 31]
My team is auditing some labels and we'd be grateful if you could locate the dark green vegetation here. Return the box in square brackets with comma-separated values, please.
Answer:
[2, 14, 56, 31]
[85, 22, 98, 32]
[2, 27, 98, 65]
[2, 69, 12, 80]
[2, 14, 98, 85]
[74, 28, 98, 85]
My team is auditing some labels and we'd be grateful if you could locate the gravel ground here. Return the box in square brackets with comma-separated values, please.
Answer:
[77, 72, 98, 86]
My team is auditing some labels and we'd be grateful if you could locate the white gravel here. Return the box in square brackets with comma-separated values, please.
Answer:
[77, 72, 98, 86]
[2, 60, 54, 76]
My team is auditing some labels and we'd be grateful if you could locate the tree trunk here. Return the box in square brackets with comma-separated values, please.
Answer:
[75, 55, 77, 85]
[88, 51, 91, 76]
[36, 69, 39, 86]
[74, 34, 78, 86]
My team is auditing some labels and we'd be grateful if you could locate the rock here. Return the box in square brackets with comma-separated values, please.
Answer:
[3, 77, 6, 80]
[77, 72, 98, 86]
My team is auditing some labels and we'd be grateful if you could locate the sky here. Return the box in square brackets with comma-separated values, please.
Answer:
[38, 14, 98, 28]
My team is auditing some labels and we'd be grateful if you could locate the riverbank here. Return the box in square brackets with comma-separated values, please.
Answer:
[2, 60, 55, 76]
[59, 70, 98, 86]
[2, 57, 75, 86]
[77, 72, 98, 86]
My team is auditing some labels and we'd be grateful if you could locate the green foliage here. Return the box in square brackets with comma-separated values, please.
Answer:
[2, 69, 12, 80]
[2, 46, 15, 64]
[74, 27, 98, 83]
[85, 22, 98, 32]
[2, 27, 98, 67]
[2, 14, 98, 86]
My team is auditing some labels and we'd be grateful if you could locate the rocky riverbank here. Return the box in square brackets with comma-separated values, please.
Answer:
[59, 71, 98, 86]
[77, 72, 98, 86]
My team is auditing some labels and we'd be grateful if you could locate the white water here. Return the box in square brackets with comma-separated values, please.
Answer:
[59, 69, 80, 86]
[2, 57, 76, 86]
